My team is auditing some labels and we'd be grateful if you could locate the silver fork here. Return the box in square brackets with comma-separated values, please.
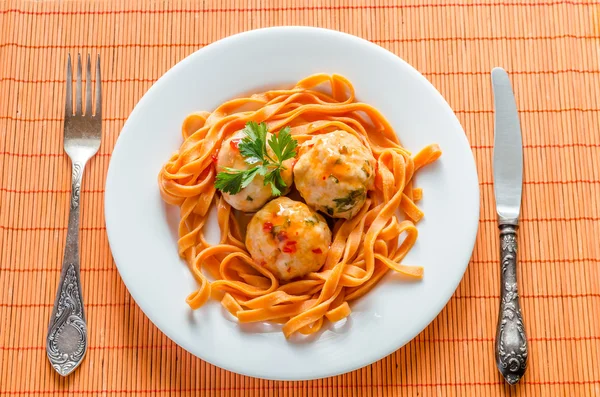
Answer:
[46, 53, 101, 376]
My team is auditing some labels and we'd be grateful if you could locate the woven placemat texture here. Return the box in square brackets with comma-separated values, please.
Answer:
[1, 0, 599, 395]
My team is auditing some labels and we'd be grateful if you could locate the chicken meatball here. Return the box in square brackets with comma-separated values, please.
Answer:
[217, 130, 294, 212]
[245, 197, 332, 281]
[293, 130, 376, 219]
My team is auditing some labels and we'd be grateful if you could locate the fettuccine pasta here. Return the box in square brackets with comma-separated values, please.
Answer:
[158, 74, 441, 338]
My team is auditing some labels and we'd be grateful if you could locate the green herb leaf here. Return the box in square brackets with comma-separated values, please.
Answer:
[333, 188, 366, 212]
[256, 165, 269, 176]
[267, 127, 297, 163]
[214, 166, 262, 195]
[361, 165, 370, 178]
[274, 170, 287, 191]
[240, 167, 261, 189]
[239, 121, 268, 164]
[214, 122, 298, 197]
[263, 169, 283, 196]
[214, 170, 248, 195]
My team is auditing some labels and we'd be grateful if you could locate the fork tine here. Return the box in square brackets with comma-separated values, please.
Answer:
[85, 54, 92, 116]
[95, 54, 101, 118]
[75, 54, 82, 115]
[65, 54, 72, 117]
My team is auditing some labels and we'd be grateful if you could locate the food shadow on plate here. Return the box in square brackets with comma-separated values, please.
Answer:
[221, 305, 354, 343]
[380, 266, 426, 286]
[163, 202, 182, 247]
[185, 300, 224, 325]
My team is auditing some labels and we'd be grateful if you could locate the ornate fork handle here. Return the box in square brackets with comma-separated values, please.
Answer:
[495, 224, 528, 384]
[46, 160, 88, 376]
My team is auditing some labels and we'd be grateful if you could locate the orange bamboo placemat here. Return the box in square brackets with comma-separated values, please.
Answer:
[1, 0, 599, 395]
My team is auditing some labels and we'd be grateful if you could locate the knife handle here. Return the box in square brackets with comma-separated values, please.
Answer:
[495, 223, 528, 385]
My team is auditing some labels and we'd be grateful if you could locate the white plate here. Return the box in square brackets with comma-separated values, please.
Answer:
[105, 26, 479, 381]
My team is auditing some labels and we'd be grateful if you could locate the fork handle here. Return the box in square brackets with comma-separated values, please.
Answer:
[495, 224, 528, 384]
[46, 160, 88, 376]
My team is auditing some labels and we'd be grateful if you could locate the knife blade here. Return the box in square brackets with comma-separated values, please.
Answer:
[492, 67, 523, 223]
[491, 67, 528, 385]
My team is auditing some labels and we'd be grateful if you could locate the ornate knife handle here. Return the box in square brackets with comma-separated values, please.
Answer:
[495, 223, 528, 384]
[46, 161, 88, 376]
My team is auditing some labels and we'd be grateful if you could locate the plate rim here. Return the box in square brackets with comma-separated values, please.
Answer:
[105, 25, 480, 381]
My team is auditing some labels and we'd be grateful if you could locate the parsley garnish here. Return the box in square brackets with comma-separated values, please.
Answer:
[305, 218, 316, 226]
[361, 165, 370, 178]
[333, 188, 366, 212]
[214, 122, 297, 196]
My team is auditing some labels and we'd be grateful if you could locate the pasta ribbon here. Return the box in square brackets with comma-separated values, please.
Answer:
[158, 74, 441, 337]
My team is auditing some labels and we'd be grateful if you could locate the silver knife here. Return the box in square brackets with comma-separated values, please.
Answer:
[491, 67, 528, 385]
